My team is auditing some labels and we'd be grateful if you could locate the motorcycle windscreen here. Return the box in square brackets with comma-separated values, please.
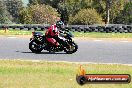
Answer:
[68, 32, 74, 38]
[34, 32, 43, 36]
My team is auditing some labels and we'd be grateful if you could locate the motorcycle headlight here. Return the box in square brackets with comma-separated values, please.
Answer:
[72, 38, 75, 41]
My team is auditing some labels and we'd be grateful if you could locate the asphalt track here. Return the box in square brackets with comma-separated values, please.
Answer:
[0, 36, 132, 64]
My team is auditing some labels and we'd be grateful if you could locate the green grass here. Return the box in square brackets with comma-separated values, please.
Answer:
[73, 32, 132, 38]
[0, 29, 35, 35]
[0, 60, 131, 88]
[1, 29, 132, 38]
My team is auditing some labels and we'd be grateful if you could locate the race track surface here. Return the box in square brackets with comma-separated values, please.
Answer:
[0, 36, 132, 64]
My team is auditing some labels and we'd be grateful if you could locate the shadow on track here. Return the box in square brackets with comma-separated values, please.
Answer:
[21, 51, 67, 54]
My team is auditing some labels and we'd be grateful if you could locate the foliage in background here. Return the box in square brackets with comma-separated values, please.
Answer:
[91, 0, 128, 24]
[0, 0, 131, 24]
[19, 4, 60, 24]
[109, 0, 126, 23]
[58, 0, 131, 24]
[69, 8, 103, 25]
[19, 7, 33, 24]
[5, 0, 23, 23]
[114, 2, 132, 24]
[92, 0, 106, 20]
[29, 0, 61, 8]
[58, 0, 93, 24]
[30, 4, 60, 24]
[0, 0, 12, 24]
[122, 2, 132, 24]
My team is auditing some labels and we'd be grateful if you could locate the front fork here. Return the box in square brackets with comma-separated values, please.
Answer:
[30, 38, 33, 41]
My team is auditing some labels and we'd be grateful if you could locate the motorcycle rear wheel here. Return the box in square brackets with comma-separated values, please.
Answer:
[29, 40, 43, 53]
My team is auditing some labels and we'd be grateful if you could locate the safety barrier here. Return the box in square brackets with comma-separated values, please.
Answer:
[0, 24, 132, 33]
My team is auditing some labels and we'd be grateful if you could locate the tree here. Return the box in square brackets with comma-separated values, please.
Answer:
[0, 0, 12, 24]
[91, 0, 127, 24]
[29, 0, 39, 5]
[123, 2, 132, 24]
[19, 4, 60, 24]
[28, 0, 63, 23]
[114, 2, 132, 24]
[109, 0, 126, 23]
[58, 0, 93, 24]
[5, 0, 23, 23]
[69, 8, 103, 25]
[22, 0, 131, 24]
[31, 4, 60, 24]
[28, 0, 96, 24]
[29, 0, 61, 8]
[19, 7, 33, 24]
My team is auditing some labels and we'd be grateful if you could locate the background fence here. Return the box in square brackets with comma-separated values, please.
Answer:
[0, 24, 132, 33]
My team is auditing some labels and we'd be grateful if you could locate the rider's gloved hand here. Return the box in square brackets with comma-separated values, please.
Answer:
[53, 30, 56, 34]
[59, 30, 64, 33]
[54, 35, 58, 39]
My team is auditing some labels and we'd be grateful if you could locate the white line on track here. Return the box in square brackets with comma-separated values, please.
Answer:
[7, 37, 17, 39]
[120, 41, 129, 43]
[94, 40, 103, 42]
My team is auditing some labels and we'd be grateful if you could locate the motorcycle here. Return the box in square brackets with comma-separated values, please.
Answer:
[29, 29, 78, 54]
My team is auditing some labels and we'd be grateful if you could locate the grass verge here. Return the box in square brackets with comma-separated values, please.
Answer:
[1, 30, 132, 38]
[73, 32, 132, 38]
[0, 29, 34, 35]
[0, 60, 131, 88]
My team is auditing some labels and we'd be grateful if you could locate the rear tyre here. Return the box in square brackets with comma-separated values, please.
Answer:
[29, 40, 43, 53]
[64, 42, 78, 54]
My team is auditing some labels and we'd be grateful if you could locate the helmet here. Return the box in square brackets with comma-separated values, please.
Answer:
[56, 21, 64, 29]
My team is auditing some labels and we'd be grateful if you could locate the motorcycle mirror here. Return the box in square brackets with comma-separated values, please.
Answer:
[32, 32, 35, 35]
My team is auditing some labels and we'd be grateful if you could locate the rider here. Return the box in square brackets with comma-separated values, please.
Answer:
[45, 20, 65, 47]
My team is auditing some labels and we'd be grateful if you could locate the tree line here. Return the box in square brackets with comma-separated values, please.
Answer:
[0, 0, 131, 25]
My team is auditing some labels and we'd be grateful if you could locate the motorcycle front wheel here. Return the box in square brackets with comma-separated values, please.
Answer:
[29, 40, 43, 53]
[64, 42, 78, 54]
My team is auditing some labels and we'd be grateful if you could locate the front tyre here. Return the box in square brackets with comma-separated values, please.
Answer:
[64, 42, 78, 54]
[29, 40, 43, 53]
